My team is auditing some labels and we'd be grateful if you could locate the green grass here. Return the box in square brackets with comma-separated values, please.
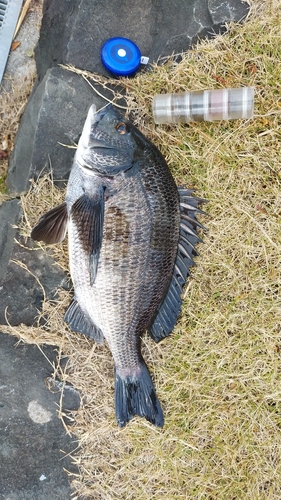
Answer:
[2, 1, 281, 499]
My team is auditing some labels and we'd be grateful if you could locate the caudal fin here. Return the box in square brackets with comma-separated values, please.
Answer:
[114, 363, 164, 427]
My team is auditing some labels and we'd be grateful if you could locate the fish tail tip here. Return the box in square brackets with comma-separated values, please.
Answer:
[114, 363, 164, 428]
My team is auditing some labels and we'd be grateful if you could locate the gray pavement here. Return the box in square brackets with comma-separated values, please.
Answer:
[0, 333, 78, 500]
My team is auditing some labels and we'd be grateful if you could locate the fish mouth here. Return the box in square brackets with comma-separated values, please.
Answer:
[88, 104, 113, 132]
[77, 159, 112, 177]
[77, 157, 134, 178]
[78, 105, 106, 147]
[77, 159, 119, 178]
[88, 138, 116, 150]
[79, 105, 118, 150]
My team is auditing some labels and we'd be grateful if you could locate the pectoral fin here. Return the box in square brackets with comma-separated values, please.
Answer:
[71, 189, 104, 285]
[31, 202, 68, 244]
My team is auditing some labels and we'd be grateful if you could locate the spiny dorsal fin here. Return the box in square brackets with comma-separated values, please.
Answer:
[31, 202, 68, 244]
[71, 189, 104, 286]
[148, 187, 206, 343]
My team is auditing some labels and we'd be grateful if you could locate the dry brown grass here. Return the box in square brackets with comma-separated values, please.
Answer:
[0, 0, 42, 197]
[1, 0, 281, 498]
[0, 78, 34, 198]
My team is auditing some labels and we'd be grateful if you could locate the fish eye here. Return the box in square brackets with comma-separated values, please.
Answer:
[116, 122, 127, 135]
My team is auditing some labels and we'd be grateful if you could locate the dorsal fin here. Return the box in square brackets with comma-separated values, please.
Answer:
[148, 188, 206, 343]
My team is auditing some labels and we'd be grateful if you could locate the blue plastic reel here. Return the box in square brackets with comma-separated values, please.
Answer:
[101, 37, 141, 76]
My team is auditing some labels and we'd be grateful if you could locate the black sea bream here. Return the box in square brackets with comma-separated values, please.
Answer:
[31, 105, 205, 427]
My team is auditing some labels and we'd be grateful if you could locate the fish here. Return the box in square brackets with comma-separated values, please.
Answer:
[31, 104, 206, 427]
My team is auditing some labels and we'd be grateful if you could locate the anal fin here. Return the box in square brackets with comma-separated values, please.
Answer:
[64, 299, 104, 345]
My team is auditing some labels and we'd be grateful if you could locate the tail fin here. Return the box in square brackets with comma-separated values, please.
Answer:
[114, 363, 164, 427]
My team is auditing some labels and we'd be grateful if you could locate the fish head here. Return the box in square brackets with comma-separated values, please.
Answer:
[76, 104, 140, 176]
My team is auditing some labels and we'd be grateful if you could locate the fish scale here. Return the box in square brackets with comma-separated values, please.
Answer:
[31, 104, 205, 427]
[86, 181, 152, 369]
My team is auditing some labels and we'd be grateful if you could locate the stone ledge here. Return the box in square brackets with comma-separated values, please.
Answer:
[35, 0, 249, 81]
